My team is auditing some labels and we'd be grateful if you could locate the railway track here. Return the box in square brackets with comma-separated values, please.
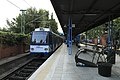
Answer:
[1, 57, 46, 80]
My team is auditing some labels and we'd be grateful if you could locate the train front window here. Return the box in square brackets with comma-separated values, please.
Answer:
[32, 31, 49, 44]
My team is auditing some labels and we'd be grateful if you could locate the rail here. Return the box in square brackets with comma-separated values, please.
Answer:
[1, 57, 46, 80]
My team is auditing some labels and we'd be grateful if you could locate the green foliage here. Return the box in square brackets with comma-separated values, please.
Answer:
[87, 25, 105, 39]
[0, 27, 9, 32]
[0, 31, 30, 46]
[48, 19, 58, 34]
[6, 8, 58, 34]
[86, 17, 120, 40]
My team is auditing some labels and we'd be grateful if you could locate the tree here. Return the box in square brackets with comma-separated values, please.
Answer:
[0, 27, 8, 32]
[48, 13, 58, 33]
[6, 8, 58, 34]
[86, 17, 120, 41]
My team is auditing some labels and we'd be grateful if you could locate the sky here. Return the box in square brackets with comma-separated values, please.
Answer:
[0, 0, 63, 33]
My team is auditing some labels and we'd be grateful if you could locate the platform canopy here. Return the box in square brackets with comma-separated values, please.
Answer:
[50, 0, 120, 38]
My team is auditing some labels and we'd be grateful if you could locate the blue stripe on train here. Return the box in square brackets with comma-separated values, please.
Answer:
[30, 52, 49, 54]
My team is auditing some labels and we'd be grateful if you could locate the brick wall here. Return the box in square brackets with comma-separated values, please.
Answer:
[92, 34, 108, 46]
[100, 34, 107, 46]
[0, 45, 28, 59]
[93, 38, 98, 44]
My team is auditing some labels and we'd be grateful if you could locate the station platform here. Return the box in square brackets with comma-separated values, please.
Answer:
[28, 43, 120, 80]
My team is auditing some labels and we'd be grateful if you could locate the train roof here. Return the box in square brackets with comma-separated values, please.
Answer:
[33, 27, 63, 39]
[34, 27, 51, 31]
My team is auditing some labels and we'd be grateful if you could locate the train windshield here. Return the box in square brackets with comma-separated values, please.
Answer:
[31, 31, 49, 44]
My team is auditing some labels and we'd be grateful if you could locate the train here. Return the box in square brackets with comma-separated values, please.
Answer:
[30, 27, 63, 56]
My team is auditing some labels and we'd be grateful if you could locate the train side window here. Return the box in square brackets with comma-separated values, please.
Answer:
[47, 32, 49, 43]
[49, 33, 52, 43]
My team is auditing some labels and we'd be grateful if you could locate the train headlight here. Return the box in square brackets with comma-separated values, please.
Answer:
[31, 48, 34, 51]
[44, 48, 48, 51]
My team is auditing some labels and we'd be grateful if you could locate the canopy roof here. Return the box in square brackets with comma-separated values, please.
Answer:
[50, 0, 120, 38]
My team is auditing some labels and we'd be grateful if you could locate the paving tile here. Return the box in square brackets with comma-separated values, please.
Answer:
[52, 73, 62, 78]
[61, 77, 80, 80]
[61, 73, 80, 79]
[54, 70, 63, 74]
[51, 78, 61, 80]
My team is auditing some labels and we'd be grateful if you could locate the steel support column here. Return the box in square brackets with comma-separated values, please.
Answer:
[67, 26, 69, 47]
[85, 31, 87, 47]
[67, 17, 72, 55]
[107, 18, 115, 64]
[108, 21, 112, 49]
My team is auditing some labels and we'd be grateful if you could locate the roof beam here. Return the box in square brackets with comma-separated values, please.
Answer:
[87, 1, 120, 27]
[79, 0, 99, 24]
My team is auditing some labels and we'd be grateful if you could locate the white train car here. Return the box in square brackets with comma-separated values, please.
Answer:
[30, 27, 63, 56]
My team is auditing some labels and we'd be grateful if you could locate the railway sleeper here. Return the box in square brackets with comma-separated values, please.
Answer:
[14, 72, 30, 77]
[28, 62, 42, 67]
[24, 66, 37, 70]
[30, 61, 43, 63]
[21, 69, 35, 73]
[8, 75, 26, 80]
[27, 64, 39, 67]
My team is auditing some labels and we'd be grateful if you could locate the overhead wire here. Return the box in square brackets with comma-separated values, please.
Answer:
[7, 0, 32, 9]
[6, 0, 21, 9]
[23, 0, 32, 8]
[26, 13, 48, 25]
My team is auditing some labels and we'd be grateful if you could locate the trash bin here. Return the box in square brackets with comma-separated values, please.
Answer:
[98, 62, 112, 77]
